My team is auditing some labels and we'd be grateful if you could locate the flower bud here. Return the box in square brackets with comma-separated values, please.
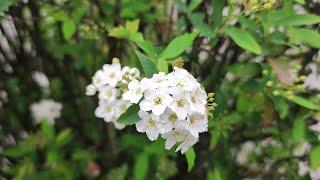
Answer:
[85, 84, 97, 96]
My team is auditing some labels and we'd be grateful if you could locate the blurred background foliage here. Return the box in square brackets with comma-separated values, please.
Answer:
[0, 0, 320, 179]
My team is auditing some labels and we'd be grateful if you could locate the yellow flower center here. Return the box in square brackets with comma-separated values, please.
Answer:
[191, 96, 197, 103]
[168, 114, 177, 122]
[105, 89, 113, 97]
[189, 116, 197, 124]
[148, 119, 156, 127]
[153, 96, 162, 105]
[108, 72, 116, 79]
[176, 99, 185, 107]
[104, 106, 112, 112]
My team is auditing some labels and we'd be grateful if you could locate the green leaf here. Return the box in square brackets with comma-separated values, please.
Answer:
[56, 128, 73, 147]
[117, 104, 140, 125]
[208, 168, 223, 180]
[185, 147, 196, 172]
[289, 28, 320, 48]
[157, 58, 168, 73]
[226, 27, 262, 54]
[276, 14, 320, 26]
[209, 130, 220, 150]
[134, 40, 157, 58]
[125, 19, 140, 33]
[109, 27, 130, 39]
[134, 153, 149, 180]
[187, 0, 201, 14]
[284, 95, 320, 110]
[135, 50, 158, 77]
[0, 0, 13, 15]
[211, 0, 224, 29]
[160, 32, 198, 60]
[62, 19, 76, 40]
[294, 0, 305, 4]
[292, 117, 306, 142]
[310, 146, 320, 169]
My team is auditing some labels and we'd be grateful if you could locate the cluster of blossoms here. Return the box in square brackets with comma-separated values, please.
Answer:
[86, 58, 140, 129]
[123, 67, 212, 153]
[86, 58, 213, 153]
[30, 99, 62, 124]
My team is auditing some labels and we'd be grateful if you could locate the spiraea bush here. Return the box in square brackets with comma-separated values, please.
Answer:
[0, 0, 320, 179]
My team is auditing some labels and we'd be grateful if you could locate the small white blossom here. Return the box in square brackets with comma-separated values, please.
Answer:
[92, 70, 107, 88]
[136, 110, 165, 141]
[293, 141, 311, 157]
[310, 167, 320, 180]
[160, 108, 187, 132]
[162, 129, 188, 150]
[86, 84, 97, 96]
[186, 112, 208, 137]
[310, 122, 320, 133]
[169, 91, 190, 120]
[187, 87, 207, 114]
[168, 67, 198, 92]
[94, 100, 115, 122]
[139, 88, 173, 116]
[236, 141, 256, 165]
[98, 85, 120, 101]
[32, 71, 50, 89]
[304, 63, 320, 91]
[175, 133, 198, 154]
[30, 99, 62, 124]
[150, 72, 169, 89]
[102, 62, 122, 87]
[298, 161, 309, 176]
[122, 79, 146, 103]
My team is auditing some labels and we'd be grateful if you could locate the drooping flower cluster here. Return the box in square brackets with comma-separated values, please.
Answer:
[123, 67, 210, 153]
[30, 99, 62, 124]
[86, 58, 140, 129]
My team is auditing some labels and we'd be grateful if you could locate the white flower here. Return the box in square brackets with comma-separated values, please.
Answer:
[30, 99, 62, 124]
[293, 141, 311, 157]
[122, 79, 146, 103]
[186, 112, 208, 137]
[310, 122, 320, 132]
[175, 133, 198, 154]
[187, 87, 207, 114]
[86, 84, 97, 96]
[92, 70, 107, 88]
[298, 161, 309, 176]
[162, 129, 188, 150]
[169, 91, 190, 120]
[168, 68, 198, 92]
[236, 141, 256, 165]
[98, 85, 120, 101]
[139, 88, 172, 116]
[32, 71, 50, 89]
[160, 108, 187, 132]
[310, 167, 320, 180]
[135, 110, 165, 141]
[102, 62, 122, 87]
[94, 100, 115, 122]
[304, 63, 320, 91]
[150, 72, 168, 89]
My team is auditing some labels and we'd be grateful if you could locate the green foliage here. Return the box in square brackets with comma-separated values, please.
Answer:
[135, 50, 159, 77]
[2, 0, 320, 179]
[117, 104, 140, 125]
[160, 32, 198, 60]
[185, 147, 195, 172]
[226, 27, 262, 54]
[310, 146, 320, 169]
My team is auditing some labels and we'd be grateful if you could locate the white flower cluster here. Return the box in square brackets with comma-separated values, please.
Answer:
[86, 58, 140, 129]
[123, 67, 209, 153]
[86, 58, 211, 153]
[30, 99, 62, 124]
